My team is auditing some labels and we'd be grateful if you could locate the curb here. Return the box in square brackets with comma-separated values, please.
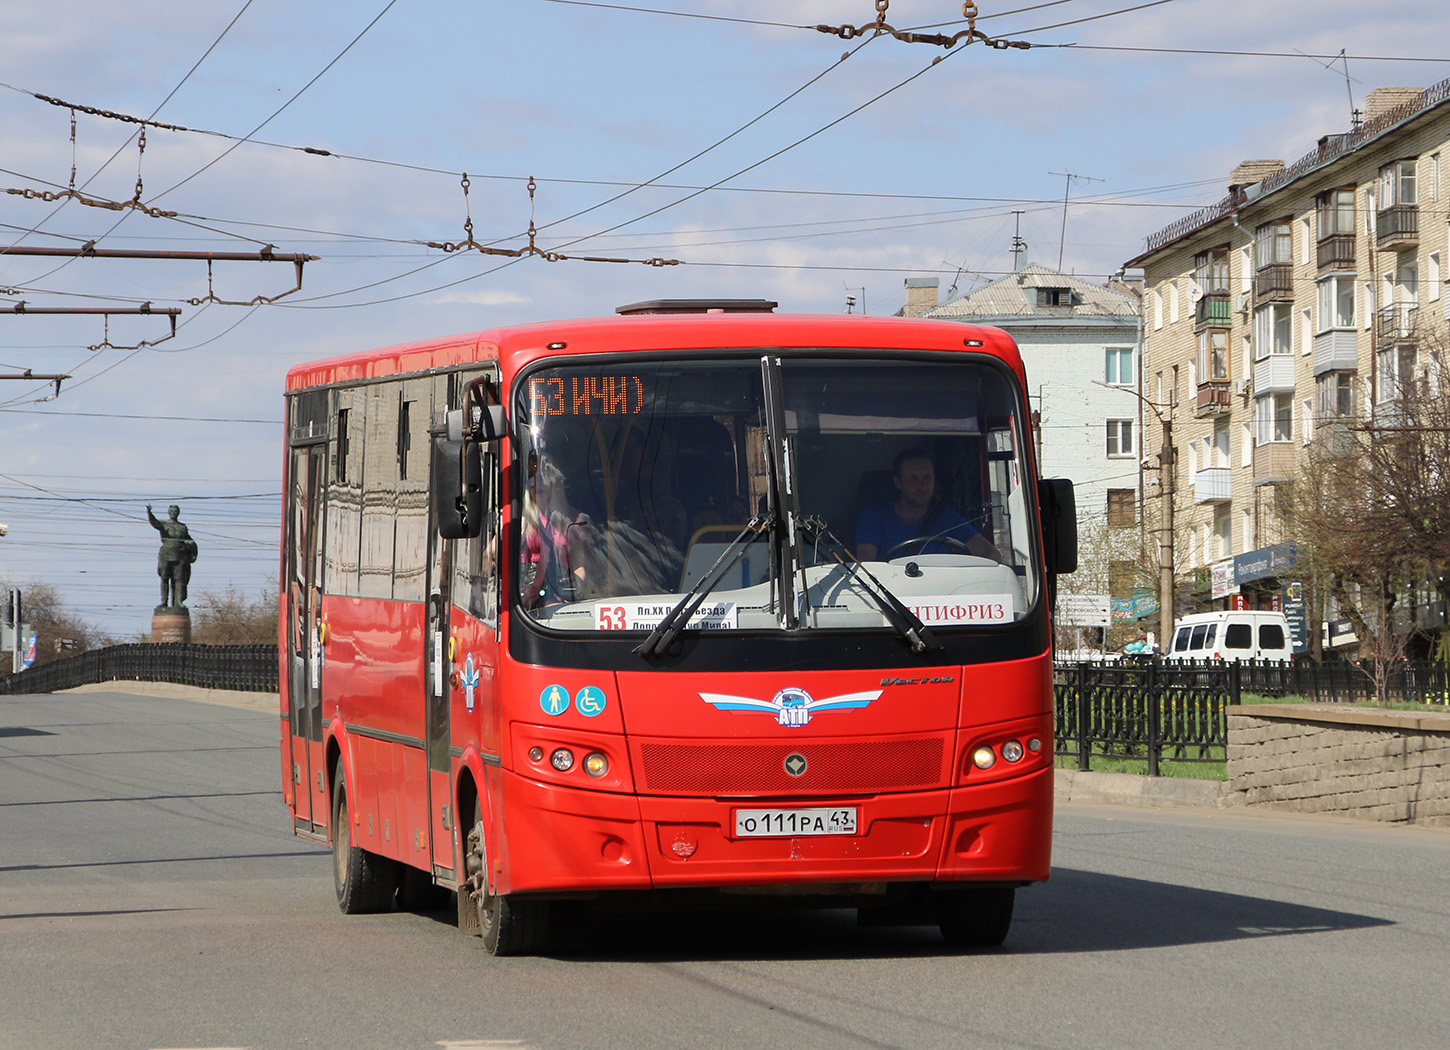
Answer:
[1055, 768, 1226, 809]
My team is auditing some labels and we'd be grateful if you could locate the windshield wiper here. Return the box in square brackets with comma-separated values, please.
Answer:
[799, 515, 942, 655]
[635, 516, 770, 659]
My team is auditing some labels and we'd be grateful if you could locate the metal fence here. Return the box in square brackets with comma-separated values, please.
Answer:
[0, 643, 278, 695]
[1055, 658, 1450, 774]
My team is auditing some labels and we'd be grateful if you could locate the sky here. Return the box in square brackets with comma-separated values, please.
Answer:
[2, 0, 1449, 640]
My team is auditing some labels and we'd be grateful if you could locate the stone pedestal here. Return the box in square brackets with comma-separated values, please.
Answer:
[152, 609, 192, 644]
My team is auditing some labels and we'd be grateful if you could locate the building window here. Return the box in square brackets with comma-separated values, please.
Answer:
[1432, 153, 1441, 200]
[1377, 345, 1418, 404]
[1194, 247, 1230, 293]
[1153, 289, 1163, 330]
[1379, 160, 1417, 208]
[1037, 287, 1076, 307]
[1105, 347, 1134, 385]
[1302, 398, 1314, 444]
[1254, 220, 1293, 269]
[1430, 252, 1442, 303]
[1109, 559, 1135, 597]
[1316, 274, 1356, 330]
[1107, 488, 1136, 527]
[1317, 372, 1354, 420]
[1255, 393, 1293, 445]
[1253, 302, 1293, 359]
[1169, 282, 1180, 324]
[1197, 329, 1228, 382]
[1106, 419, 1135, 458]
[1316, 187, 1356, 238]
[1215, 514, 1233, 560]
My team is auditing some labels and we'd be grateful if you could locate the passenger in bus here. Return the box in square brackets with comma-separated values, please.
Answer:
[855, 447, 1002, 562]
[521, 453, 594, 608]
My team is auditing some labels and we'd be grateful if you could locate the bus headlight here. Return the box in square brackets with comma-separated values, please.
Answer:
[972, 746, 997, 770]
[1001, 740, 1025, 763]
[550, 748, 575, 772]
[583, 751, 608, 777]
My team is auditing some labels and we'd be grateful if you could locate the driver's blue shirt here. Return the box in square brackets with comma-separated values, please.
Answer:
[856, 502, 978, 558]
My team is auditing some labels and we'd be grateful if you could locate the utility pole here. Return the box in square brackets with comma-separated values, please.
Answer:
[1156, 418, 1176, 650]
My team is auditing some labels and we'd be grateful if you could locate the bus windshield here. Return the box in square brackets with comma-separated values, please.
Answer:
[515, 353, 1038, 633]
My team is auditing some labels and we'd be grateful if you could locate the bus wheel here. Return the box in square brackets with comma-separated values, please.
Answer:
[331, 761, 395, 914]
[465, 801, 549, 956]
[936, 887, 1015, 948]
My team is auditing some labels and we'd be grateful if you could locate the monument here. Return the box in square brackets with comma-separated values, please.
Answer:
[147, 503, 198, 643]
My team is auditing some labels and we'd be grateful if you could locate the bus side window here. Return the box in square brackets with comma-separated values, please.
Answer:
[1189, 624, 1208, 650]
[1173, 627, 1191, 652]
[1259, 623, 1286, 651]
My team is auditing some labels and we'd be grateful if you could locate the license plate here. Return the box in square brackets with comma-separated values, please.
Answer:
[734, 807, 857, 837]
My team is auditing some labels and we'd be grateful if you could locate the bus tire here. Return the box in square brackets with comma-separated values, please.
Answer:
[936, 886, 1014, 948]
[332, 761, 396, 914]
[465, 799, 549, 956]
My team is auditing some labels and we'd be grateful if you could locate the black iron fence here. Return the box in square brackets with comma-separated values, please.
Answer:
[0, 643, 278, 695]
[1054, 658, 1449, 774]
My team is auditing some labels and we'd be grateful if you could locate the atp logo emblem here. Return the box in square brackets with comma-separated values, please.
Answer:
[699, 687, 882, 728]
[460, 653, 480, 713]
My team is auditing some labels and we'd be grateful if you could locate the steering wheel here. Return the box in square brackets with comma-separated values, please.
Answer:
[883, 536, 972, 559]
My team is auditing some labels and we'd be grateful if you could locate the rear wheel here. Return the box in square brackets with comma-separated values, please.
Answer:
[464, 800, 549, 956]
[936, 887, 1015, 948]
[331, 761, 396, 914]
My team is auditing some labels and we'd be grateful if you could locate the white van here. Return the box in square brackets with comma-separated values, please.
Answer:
[1166, 610, 1293, 663]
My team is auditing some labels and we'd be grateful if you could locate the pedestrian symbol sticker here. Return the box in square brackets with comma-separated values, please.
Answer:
[575, 686, 606, 717]
[540, 684, 571, 716]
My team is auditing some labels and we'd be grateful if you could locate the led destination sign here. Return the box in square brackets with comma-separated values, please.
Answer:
[529, 375, 646, 417]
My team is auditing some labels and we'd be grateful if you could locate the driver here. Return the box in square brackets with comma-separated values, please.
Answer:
[856, 447, 1001, 561]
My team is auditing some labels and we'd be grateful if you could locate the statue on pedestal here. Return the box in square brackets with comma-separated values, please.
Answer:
[147, 503, 199, 612]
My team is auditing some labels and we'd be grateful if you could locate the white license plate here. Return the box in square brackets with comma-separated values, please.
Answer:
[734, 807, 857, 837]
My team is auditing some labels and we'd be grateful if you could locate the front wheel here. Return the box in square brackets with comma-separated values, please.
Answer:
[331, 760, 396, 914]
[936, 887, 1015, 948]
[464, 800, 549, 956]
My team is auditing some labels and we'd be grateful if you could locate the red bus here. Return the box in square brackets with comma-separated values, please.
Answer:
[280, 299, 1076, 955]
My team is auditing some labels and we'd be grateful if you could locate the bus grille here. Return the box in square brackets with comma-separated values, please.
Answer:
[638, 737, 946, 795]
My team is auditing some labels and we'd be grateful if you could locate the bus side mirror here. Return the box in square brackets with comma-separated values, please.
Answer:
[1038, 478, 1077, 576]
[446, 404, 506, 442]
[434, 438, 482, 539]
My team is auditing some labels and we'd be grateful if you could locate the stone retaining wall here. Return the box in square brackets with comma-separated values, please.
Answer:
[1225, 704, 1450, 826]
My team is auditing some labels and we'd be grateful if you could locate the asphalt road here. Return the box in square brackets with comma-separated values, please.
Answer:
[2, 689, 1447, 1050]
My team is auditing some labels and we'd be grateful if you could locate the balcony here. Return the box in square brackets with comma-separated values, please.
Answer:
[1316, 233, 1356, 271]
[1195, 381, 1231, 417]
[1253, 442, 1297, 486]
[1194, 292, 1231, 328]
[1313, 330, 1359, 376]
[1194, 466, 1231, 503]
[1376, 203, 1419, 250]
[1253, 354, 1296, 394]
[1254, 263, 1294, 301]
[1375, 303, 1420, 346]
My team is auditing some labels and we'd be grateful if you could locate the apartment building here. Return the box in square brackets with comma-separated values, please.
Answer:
[1126, 81, 1450, 650]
